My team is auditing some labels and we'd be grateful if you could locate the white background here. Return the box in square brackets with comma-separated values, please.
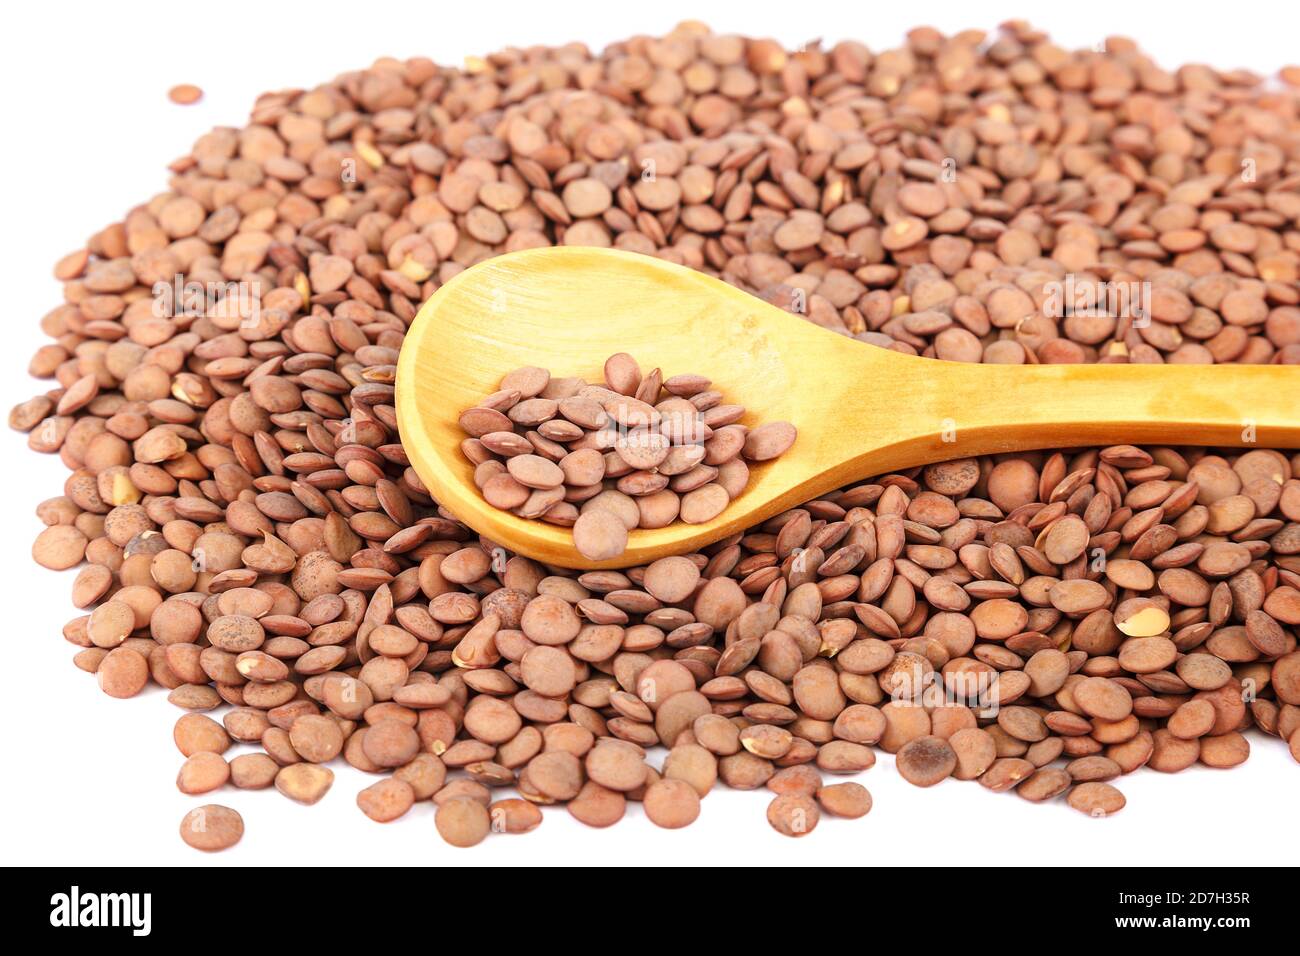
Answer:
[2, 0, 1296, 867]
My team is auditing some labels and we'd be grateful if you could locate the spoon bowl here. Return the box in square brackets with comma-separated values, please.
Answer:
[397, 247, 1300, 569]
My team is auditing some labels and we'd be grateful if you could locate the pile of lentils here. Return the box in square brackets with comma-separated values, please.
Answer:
[10, 20, 1300, 851]
[460, 353, 798, 561]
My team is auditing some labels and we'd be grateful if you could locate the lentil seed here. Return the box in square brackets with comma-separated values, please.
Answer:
[357, 779, 416, 823]
[1067, 782, 1127, 817]
[167, 84, 203, 105]
[815, 782, 872, 819]
[896, 735, 957, 787]
[767, 793, 820, 836]
[436, 796, 492, 847]
[179, 804, 242, 851]
[643, 778, 700, 829]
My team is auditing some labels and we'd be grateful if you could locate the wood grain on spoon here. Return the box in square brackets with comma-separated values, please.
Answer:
[396, 247, 1300, 569]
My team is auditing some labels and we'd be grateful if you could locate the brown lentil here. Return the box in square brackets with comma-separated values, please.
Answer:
[566, 781, 626, 828]
[167, 84, 203, 105]
[490, 797, 544, 833]
[896, 735, 957, 787]
[176, 751, 230, 795]
[643, 778, 701, 829]
[1067, 782, 1127, 817]
[229, 753, 279, 790]
[815, 782, 872, 819]
[96, 647, 149, 698]
[275, 763, 334, 805]
[767, 793, 820, 836]
[173, 714, 229, 757]
[436, 796, 492, 847]
[357, 779, 416, 822]
[179, 804, 243, 851]
[1018, 767, 1073, 803]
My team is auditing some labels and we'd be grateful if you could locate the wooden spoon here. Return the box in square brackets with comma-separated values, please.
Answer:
[396, 247, 1299, 569]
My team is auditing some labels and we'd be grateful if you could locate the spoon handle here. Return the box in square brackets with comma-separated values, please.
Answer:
[875, 360, 1300, 468]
